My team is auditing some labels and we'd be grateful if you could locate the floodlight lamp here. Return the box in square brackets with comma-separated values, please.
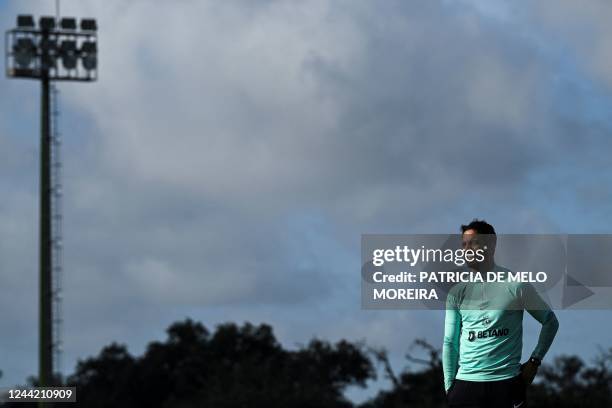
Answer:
[60, 40, 76, 53]
[82, 55, 97, 71]
[39, 16, 56, 31]
[17, 15, 35, 28]
[13, 38, 36, 68]
[80, 41, 97, 54]
[60, 40, 77, 69]
[80, 19, 97, 32]
[81, 54, 97, 71]
[60, 17, 77, 30]
[80, 41, 97, 71]
[62, 56, 77, 70]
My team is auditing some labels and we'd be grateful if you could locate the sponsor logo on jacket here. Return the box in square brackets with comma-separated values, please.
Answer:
[467, 328, 509, 341]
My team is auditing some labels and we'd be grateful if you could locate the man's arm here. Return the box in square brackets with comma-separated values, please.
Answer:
[522, 282, 559, 359]
[442, 293, 461, 392]
[521, 283, 559, 382]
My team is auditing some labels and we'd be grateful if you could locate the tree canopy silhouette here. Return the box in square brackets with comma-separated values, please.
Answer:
[30, 319, 374, 408]
[2, 321, 610, 407]
[359, 341, 612, 408]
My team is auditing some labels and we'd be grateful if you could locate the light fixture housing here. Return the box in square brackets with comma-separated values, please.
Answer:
[7, 15, 98, 81]
[13, 38, 36, 68]
[17, 15, 35, 28]
[39, 16, 56, 31]
[80, 41, 97, 71]
[60, 40, 77, 70]
[81, 41, 97, 53]
[60, 18, 77, 31]
[80, 19, 97, 32]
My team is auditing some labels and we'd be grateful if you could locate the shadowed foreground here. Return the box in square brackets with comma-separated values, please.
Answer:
[2, 319, 610, 407]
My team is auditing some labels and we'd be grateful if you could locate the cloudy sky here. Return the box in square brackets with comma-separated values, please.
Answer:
[2, 0, 612, 402]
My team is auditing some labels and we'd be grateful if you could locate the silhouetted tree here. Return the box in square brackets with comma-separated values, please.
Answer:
[360, 341, 612, 408]
[3, 324, 610, 408]
[360, 338, 446, 408]
[528, 347, 612, 407]
[8, 319, 374, 408]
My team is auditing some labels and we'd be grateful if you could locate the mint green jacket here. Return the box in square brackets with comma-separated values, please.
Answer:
[442, 265, 559, 391]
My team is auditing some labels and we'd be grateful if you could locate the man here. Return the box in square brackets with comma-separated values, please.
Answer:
[443, 219, 559, 408]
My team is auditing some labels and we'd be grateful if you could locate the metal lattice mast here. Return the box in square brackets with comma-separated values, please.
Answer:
[50, 83, 63, 380]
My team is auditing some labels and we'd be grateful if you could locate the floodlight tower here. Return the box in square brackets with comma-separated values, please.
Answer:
[5, 14, 98, 395]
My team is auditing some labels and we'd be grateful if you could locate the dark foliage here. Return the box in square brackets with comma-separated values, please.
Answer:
[359, 341, 612, 408]
[2, 323, 610, 408]
[2, 319, 373, 408]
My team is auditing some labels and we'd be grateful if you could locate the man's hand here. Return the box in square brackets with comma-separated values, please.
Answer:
[445, 381, 455, 398]
[520, 360, 538, 385]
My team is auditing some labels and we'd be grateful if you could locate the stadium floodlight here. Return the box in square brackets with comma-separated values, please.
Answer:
[7, 15, 97, 81]
[39, 16, 56, 31]
[80, 41, 97, 71]
[80, 19, 97, 32]
[60, 17, 76, 31]
[17, 15, 35, 28]
[5, 14, 98, 399]
[60, 40, 77, 70]
[13, 38, 36, 68]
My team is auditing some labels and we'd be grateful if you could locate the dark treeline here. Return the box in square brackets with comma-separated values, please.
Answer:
[2, 319, 611, 407]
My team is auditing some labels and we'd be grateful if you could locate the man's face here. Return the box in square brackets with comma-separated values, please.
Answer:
[462, 229, 493, 268]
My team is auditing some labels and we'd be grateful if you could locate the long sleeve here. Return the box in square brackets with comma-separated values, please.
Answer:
[521, 282, 559, 360]
[442, 293, 461, 391]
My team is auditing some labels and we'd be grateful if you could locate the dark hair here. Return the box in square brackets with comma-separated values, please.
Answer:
[461, 219, 496, 235]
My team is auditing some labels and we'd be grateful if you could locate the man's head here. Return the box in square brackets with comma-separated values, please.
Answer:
[461, 219, 496, 269]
